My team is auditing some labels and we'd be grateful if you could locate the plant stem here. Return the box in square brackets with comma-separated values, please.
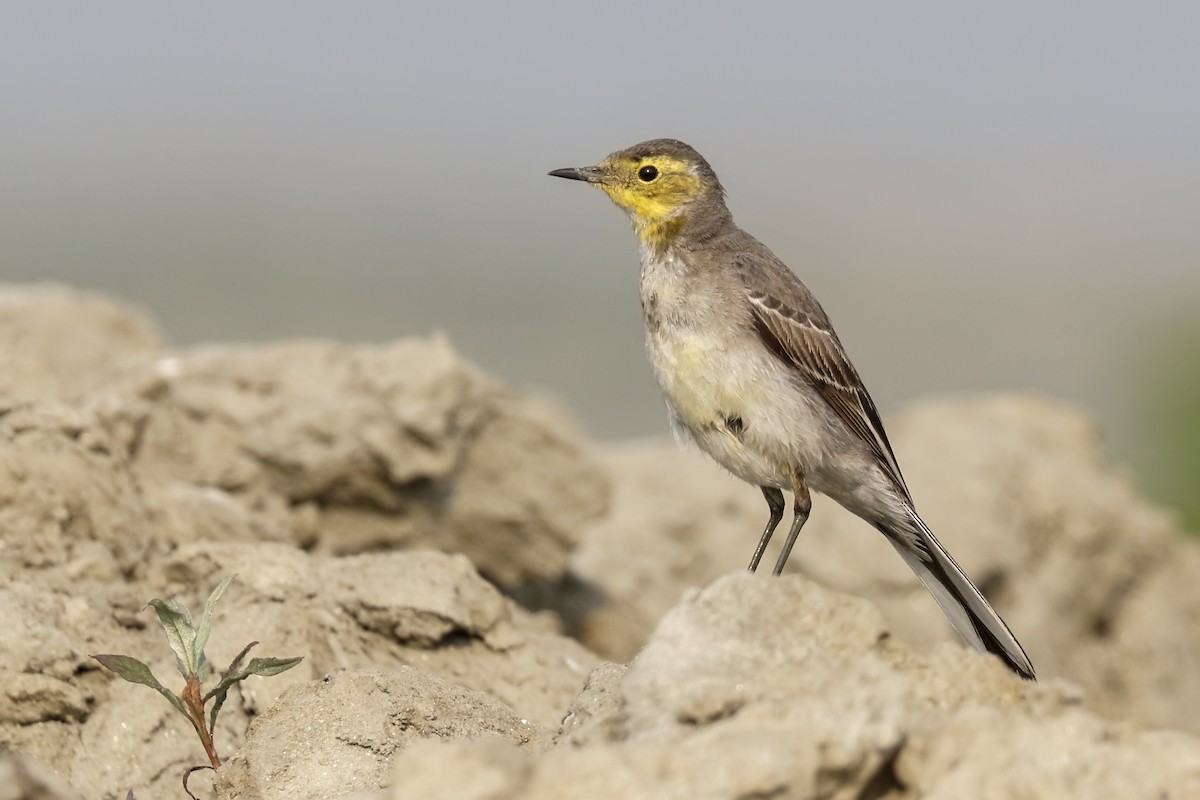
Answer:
[183, 674, 221, 768]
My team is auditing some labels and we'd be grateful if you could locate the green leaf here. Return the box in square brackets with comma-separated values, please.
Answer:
[147, 598, 198, 678]
[203, 674, 242, 708]
[207, 683, 231, 735]
[91, 653, 187, 716]
[225, 640, 258, 676]
[204, 640, 260, 731]
[202, 641, 258, 704]
[194, 574, 237, 674]
[92, 653, 162, 686]
[201, 653, 303, 732]
[244, 656, 303, 677]
[202, 655, 303, 707]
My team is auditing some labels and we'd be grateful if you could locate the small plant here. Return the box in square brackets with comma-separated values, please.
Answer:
[91, 575, 302, 769]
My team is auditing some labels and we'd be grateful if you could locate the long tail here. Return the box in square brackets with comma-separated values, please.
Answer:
[878, 511, 1035, 681]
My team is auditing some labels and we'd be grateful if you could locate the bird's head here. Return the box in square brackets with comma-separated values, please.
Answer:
[549, 139, 726, 249]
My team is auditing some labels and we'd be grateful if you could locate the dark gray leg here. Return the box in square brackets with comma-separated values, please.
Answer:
[772, 478, 812, 576]
[748, 486, 786, 572]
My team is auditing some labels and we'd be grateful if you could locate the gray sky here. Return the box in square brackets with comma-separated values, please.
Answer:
[3, 3, 1199, 491]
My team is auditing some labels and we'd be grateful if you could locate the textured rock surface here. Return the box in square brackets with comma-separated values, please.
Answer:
[0, 287, 603, 798]
[4, 285, 1200, 799]
[378, 576, 1200, 800]
[0, 752, 83, 800]
[90, 337, 610, 587]
[0, 282, 162, 404]
[215, 669, 546, 800]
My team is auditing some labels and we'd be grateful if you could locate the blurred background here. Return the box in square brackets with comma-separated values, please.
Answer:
[2, 3, 1198, 528]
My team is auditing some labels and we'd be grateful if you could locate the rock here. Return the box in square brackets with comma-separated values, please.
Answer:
[0, 286, 609, 797]
[149, 543, 597, 729]
[0, 751, 83, 800]
[381, 574, 1200, 800]
[0, 674, 89, 727]
[569, 396, 1200, 733]
[93, 337, 610, 587]
[0, 407, 161, 589]
[2, 541, 593, 799]
[566, 439, 760, 660]
[0, 402, 293, 593]
[555, 661, 626, 746]
[214, 669, 546, 800]
[374, 738, 673, 800]
[0, 283, 611, 590]
[0, 585, 93, 693]
[896, 708, 1200, 799]
[65, 679, 245, 800]
[0, 283, 161, 404]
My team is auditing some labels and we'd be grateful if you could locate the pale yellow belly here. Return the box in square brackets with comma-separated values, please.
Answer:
[650, 328, 740, 426]
[647, 325, 795, 487]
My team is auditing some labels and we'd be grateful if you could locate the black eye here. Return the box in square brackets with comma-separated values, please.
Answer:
[638, 165, 659, 182]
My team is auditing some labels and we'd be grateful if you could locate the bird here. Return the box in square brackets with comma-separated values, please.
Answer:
[549, 138, 1035, 680]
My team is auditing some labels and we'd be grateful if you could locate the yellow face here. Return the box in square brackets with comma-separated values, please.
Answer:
[550, 145, 715, 249]
[593, 153, 706, 226]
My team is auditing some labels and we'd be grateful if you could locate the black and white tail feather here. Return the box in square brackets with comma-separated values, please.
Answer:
[880, 509, 1035, 680]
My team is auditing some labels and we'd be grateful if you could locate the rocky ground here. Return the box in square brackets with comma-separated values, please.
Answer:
[2, 283, 1199, 799]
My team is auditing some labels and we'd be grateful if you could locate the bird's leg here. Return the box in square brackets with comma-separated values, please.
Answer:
[772, 476, 812, 576]
[748, 486, 786, 572]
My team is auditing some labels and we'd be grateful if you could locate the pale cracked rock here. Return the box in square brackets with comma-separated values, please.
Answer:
[0, 282, 162, 404]
[92, 336, 610, 587]
[380, 574, 1200, 800]
[3, 541, 595, 800]
[0, 407, 162, 589]
[0, 751, 84, 800]
[214, 668, 546, 800]
[148, 543, 597, 729]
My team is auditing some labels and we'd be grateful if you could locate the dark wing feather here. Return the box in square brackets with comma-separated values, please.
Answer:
[741, 275, 910, 499]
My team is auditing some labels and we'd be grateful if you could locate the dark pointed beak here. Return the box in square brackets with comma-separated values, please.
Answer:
[548, 166, 603, 183]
